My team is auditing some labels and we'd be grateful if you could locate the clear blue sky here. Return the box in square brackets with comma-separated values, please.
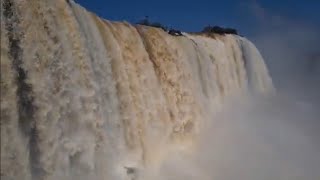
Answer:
[75, 0, 320, 36]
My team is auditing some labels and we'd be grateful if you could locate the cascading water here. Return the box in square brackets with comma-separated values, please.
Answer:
[0, 0, 276, 180]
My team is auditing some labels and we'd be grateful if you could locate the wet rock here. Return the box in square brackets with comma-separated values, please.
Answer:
[168, 29, 183, 36]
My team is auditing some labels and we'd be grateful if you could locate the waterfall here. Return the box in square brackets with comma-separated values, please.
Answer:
[1, 0, 274, 179]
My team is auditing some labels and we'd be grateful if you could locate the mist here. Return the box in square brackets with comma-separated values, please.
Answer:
[137, 2, 320, 180]
[142, 94, 320, 180]
[248, 0, 320, 100]
[141, 82, 320, 179]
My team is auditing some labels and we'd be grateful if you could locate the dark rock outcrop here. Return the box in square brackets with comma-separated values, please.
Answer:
[202, 25, 238, 35]
[168, 29, 183, 36]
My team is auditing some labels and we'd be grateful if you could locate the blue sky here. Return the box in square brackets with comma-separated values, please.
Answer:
[75, 0, 320, 36]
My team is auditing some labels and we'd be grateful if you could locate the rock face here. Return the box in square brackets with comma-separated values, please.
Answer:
[0, 0, 273, 180]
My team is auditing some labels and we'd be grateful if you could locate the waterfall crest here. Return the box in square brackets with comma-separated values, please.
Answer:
[1, 0, 273, 179]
